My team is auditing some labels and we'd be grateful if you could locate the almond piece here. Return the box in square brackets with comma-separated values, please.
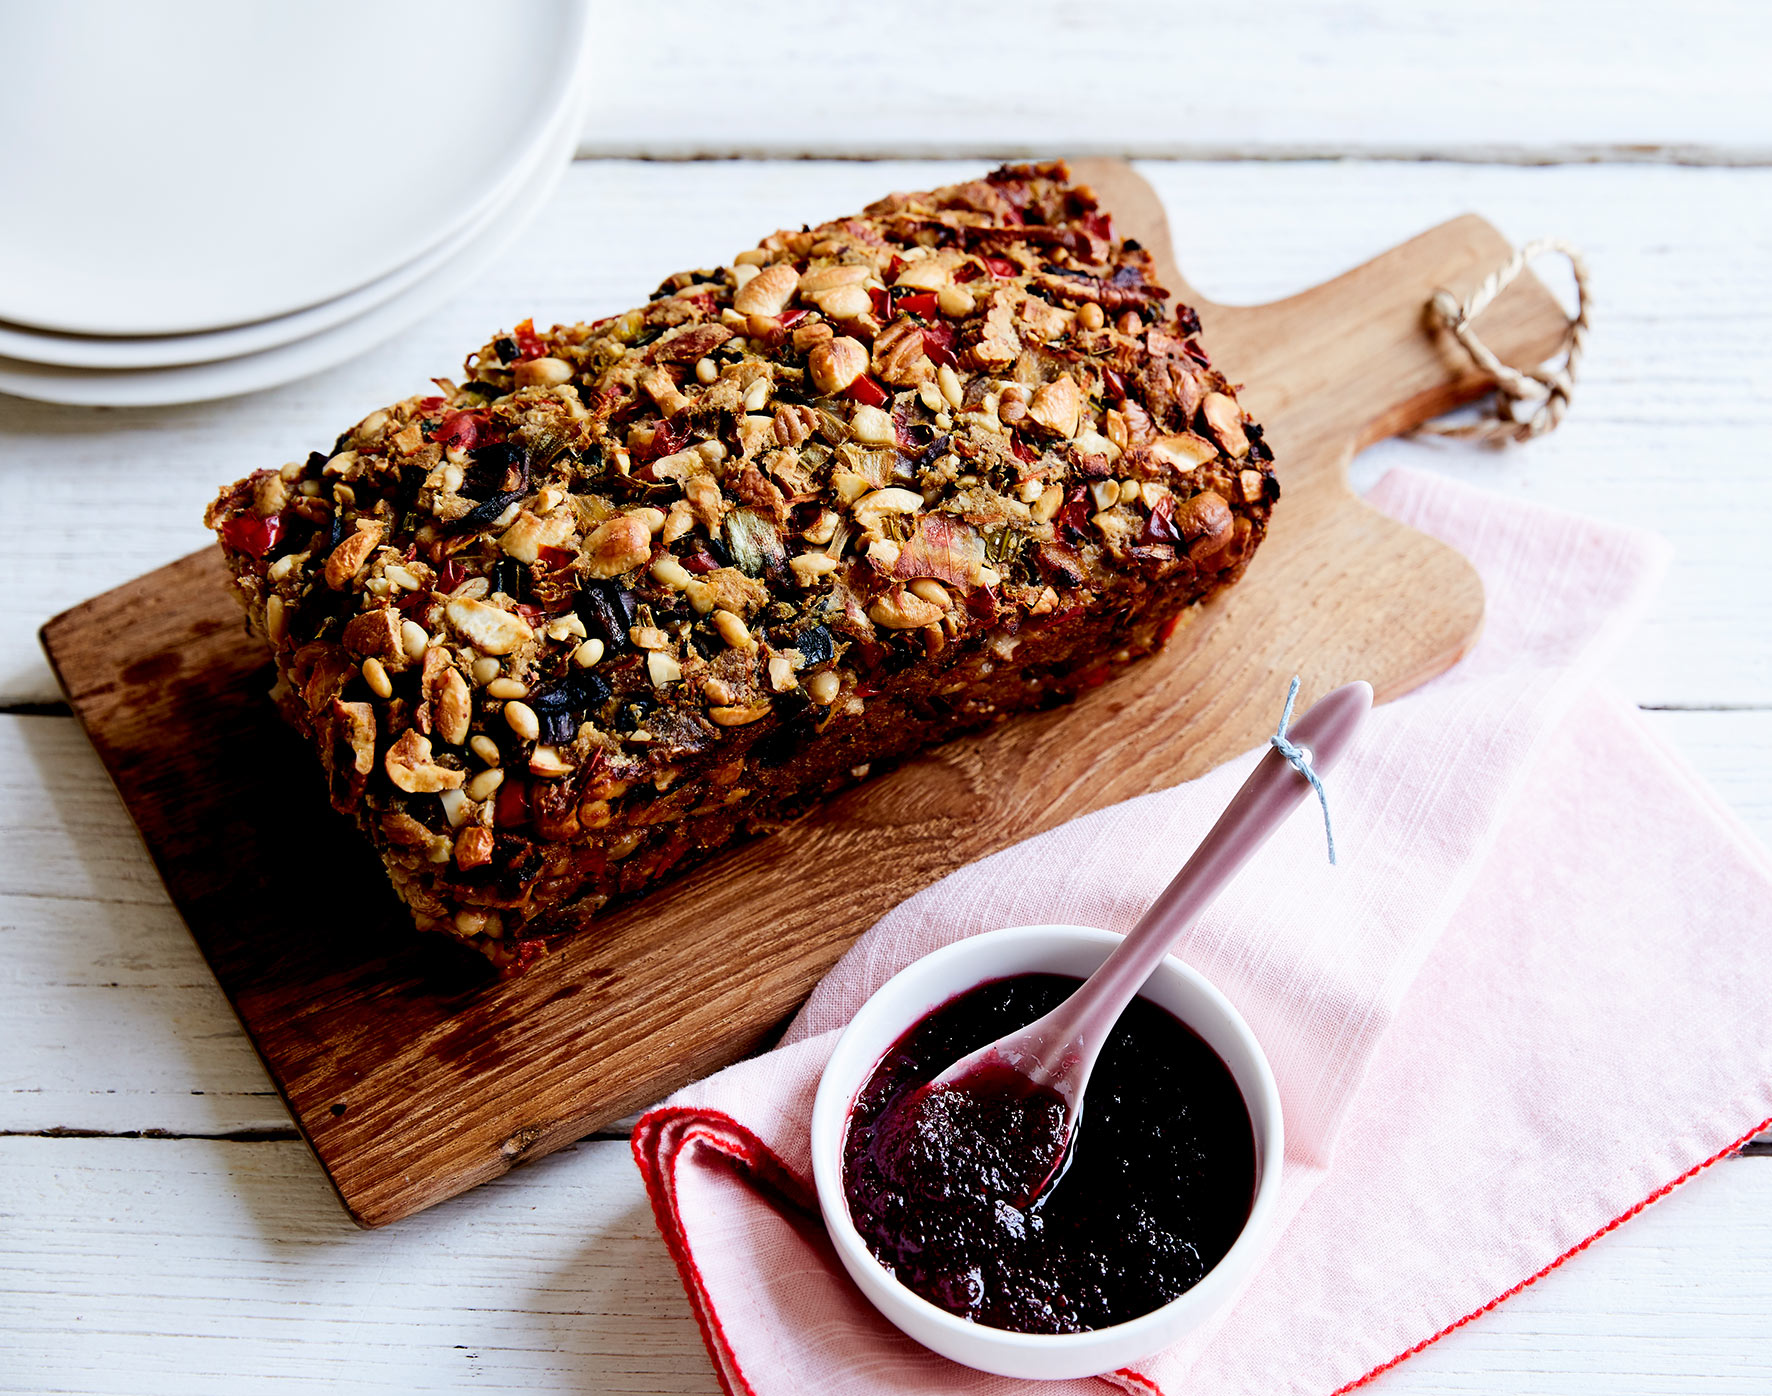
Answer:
[1027, 375, 1083, 438]
[808, 336, 869, 396]
[583, 513, 653, 578]
[798, 264, 871, 296]
[385, 730, 465, 794]
[324, 521, 385, 589]
[732, 263, 797, 317]
[444, 597, 534, 656]
[868, 588, 945, 630]
[1201, 392, 1251, 458]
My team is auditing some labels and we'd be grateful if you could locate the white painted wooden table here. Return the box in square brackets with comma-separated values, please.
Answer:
[3, 6, 1769, 1390]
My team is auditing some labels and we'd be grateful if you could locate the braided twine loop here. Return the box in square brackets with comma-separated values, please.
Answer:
[1419, 238, 1590, 446]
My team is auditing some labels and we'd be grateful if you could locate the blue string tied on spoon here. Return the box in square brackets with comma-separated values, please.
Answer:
[1270, 675, 1338, 865]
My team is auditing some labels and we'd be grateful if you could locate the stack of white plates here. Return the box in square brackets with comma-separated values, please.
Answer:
[0, 0, 590, 407]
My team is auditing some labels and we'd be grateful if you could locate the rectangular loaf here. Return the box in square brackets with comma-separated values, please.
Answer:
[206, 161, 1277, 971]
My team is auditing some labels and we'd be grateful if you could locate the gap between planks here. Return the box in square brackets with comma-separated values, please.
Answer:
[570, 144, 1772, 167]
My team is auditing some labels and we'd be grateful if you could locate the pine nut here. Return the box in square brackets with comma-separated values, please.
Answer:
[469, 735, 501, 766]
[937, 363, 964, 409]
[806, 670, 841, 705]
[361, 657, 392, 698]
[712, 609, 754, 649]
[504, 701, 539, 741]
[487, 677, 527, 700]
[790, 552, 840, 584]
[1077, 302, 1105, 331]
[908, 578, 952, 609]
[695, 356, 718, 385]
[651, 555, 694, 590]
[464, 768, 506, 800]
[572, 638, 605, 668]
[471, 656, 501, 685]
[400, 619, 429, 660]
[264, 595, 286, 644]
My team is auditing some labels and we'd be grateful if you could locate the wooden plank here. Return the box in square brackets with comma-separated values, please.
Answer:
[0, 1136, 722, 1396]
[3, 160, 1767, 709]
[0, 1134, 1765, 1395]
[35, 163, 1571, 1227]
[572, 1, 1772, 163]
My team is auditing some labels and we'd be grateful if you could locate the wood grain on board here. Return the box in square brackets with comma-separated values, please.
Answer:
[39, 159, 1570, 1227]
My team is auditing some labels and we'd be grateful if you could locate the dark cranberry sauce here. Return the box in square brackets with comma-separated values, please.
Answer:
[842, 973, 1256, 1335]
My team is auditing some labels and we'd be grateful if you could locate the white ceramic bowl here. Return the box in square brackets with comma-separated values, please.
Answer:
[810, 924, 1284, 1381]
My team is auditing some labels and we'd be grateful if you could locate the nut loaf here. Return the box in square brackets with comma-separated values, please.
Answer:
[206, 161, 1278, 971]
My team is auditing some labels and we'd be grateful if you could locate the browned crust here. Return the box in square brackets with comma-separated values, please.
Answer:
[205, 161, 1278, 970]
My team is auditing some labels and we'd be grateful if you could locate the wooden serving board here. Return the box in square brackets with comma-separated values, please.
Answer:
[41, 160, 1569, 1228]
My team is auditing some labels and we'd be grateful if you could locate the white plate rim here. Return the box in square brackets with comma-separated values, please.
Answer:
[0, 93, 582, 408]
[0, 76, 577, 372]
[0, 0, 591, 337]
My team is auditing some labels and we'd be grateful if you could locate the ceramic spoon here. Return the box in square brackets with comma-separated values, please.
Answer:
[926, 680, 1373, 1203]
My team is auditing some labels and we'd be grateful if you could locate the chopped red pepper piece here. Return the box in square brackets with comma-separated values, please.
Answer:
[886, 254, 907, 281]
[680, 549, 720, 574]
[779, 308, 808, 329]
[896, 291, 939, 320]
[1009, 435, 1037, 464]
[953, 262, 983, 283]
[984, 256, 1016, 278]
[1055, 486, 1092, 540]
[922, 323, 958, 369]
[846, 375, 890, 408]
[632, 417, 686, 463]
[432, 410, 489, 451]
[438, 559, 467, 593]
[1081, 211, 1113, 242]
[417, 395, 446, 413]
[1143, 495, 1180, 546]
[512, 603, 548, 629]
[1076, 662, 1112, 688]
[536, 545, 576, 571]
[495, 775, 530, 828]
[507, 938, 547, 973]
[221, 512, 282, 558]
[512, 317, 546, 360]
[868, 286, 891, 320]
[1156, 611, 1186, 645]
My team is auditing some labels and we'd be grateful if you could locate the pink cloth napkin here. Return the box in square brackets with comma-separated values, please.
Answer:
[633, 467, 1772, 1396]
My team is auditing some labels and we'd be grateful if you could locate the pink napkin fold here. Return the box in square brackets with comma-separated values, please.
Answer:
[633, 467, 1772, 1396]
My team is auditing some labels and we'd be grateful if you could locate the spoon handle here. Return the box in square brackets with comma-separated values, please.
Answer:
[1041, 681, 1373, 1072]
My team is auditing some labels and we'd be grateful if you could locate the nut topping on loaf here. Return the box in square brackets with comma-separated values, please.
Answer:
[206, 161, 1277, 971]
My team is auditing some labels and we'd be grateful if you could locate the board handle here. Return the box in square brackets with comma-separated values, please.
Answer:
[1201, 213, 1575, 453]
